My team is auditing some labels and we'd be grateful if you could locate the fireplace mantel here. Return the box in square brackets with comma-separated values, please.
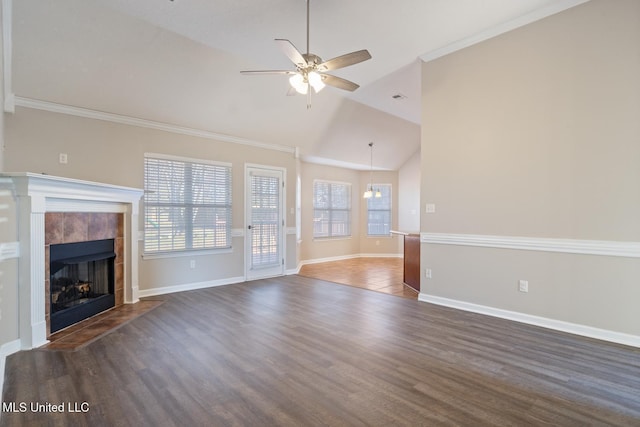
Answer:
[0, 173, 143, 349]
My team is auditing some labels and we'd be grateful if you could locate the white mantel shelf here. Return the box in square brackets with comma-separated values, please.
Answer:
[3, 172, 143, 204]
[0, 173, 143, 350]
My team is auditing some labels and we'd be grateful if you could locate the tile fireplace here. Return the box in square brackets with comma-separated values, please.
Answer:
[49, 237, 116, 333]
[0, 173, 143, 349]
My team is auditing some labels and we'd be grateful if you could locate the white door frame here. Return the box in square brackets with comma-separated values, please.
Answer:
[244, 164, 286, 280]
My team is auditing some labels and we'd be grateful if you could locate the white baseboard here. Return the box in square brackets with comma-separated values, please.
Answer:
[0, 339, 22, 419]
[299, 252, 401, 267]
[418, 293, 640, 348]
[286, 267, 301, 275]
[138, 276, 245, 298]
[359, 253, 403, 259]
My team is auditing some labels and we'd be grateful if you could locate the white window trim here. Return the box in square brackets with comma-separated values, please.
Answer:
[145, 152, 231, 168]
[312, 179, 352, 240]
[366, 183, 392, 237]
[143, 153, 233, 255]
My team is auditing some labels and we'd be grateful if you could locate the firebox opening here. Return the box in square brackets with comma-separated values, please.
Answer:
[49, 239, 116, 333]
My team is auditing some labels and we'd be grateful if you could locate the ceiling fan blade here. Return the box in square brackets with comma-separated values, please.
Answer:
[317, 50, 371, 71]
[322, 74, 360, 92]
[275, 39, 307, 67]
[240, 70, 296, 75]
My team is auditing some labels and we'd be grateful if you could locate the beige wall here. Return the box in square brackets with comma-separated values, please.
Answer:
[0, 6, 18, 350]
[398, 151, 420, 233]
[358, 170, 401, 255]
[0, 187, 18, 347]
[421, 0, 640, 336]
[300, 162, 361, 261]
[4, 107, 299, 292]
[0, 0, 4, 172]
[300, 161, 402, 262]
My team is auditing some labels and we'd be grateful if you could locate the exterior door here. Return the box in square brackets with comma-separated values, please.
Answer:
[245, 166, 285, 280]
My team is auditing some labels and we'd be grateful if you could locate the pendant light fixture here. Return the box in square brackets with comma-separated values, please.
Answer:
[363, 142, 382, 199]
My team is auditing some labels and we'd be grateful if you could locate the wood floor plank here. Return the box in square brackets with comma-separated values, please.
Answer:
[2, 275, 639, 426]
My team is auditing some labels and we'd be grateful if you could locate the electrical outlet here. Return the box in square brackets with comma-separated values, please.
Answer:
[425, 268, 432, 279]
[518, 280, 529, 293]
[190, 260, 196, 269]
[59, 153, 68, 164]
[425, 203, 436, 213]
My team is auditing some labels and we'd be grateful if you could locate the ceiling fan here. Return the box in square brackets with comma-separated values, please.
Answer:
[240, 0, 372, 108]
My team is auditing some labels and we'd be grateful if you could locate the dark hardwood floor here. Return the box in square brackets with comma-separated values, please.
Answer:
[2, 275, 639, 426]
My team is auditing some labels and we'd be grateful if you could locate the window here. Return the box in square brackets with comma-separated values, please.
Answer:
[313, 180, 351, 238]
[367, 184, 392, 236]
[144, 154, 232, 254]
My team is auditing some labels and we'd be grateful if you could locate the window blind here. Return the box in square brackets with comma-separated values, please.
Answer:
[367, 184, 392, 236]
[313, 181, 351, 238]
[144, 155, 232, 253]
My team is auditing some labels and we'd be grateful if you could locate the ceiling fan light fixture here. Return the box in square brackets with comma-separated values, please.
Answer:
[240, 0, 371, 108]
[308, 71, 325, 93]
[364, 142, 382, 199]
[289, 73, 308, 94]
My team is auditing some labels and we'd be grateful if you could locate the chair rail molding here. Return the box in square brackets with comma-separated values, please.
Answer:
[420, 233, 640, 258]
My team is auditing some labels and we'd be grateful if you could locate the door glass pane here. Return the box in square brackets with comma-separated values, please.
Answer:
[250, 174, 280, 269]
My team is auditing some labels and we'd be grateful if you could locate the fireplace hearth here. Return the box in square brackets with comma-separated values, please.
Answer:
[49, 239, 116, 333]
[0, 172, 143, 349]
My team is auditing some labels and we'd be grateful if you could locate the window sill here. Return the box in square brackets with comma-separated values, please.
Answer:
[142, 247, 233, 260]
[312, 237, 352, 242]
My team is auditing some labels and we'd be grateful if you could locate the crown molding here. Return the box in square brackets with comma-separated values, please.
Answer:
[421, 232, 640, 258]
[420, 0, 591, 63]
[13, 96, 296, 155]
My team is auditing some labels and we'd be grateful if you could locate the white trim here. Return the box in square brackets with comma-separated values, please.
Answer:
[298, 252, 401, 267]
[291, 252, 402, 275]
[302, 155, 390, 171]
[359, 253, 402, 258]
[0, 241, 19, 261]
[312, 178, 353, 187]
[14, 97, 296, 155]
[137, 276, 244, 298]
[418, 293, 640, 348]
[144, 152, 232, 168]
[420, 0, 590, 63]
[2, 0, 14, 113]
[299, 254, 361, 266]
[421, 233, 640, 258]
[244, 164, 287, 280]
[286, 266, 301, 275]
[0, 173, 143, 349]
[0, 338, 21, 418]
[141, 247, 233, 260]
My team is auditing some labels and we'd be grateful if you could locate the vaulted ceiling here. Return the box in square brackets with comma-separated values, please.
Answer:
[11, 0, 587, 170]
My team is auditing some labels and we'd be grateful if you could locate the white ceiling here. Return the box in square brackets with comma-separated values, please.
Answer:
[11, 0, 587, 170]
